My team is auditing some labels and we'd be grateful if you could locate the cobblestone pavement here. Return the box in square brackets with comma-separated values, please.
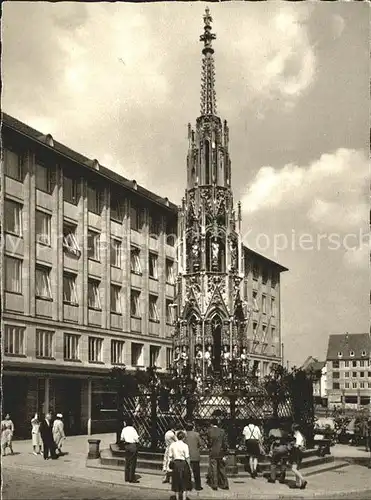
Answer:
[3, 434, 371, 500]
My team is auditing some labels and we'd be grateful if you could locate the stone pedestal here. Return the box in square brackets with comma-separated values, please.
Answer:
[87, 439, 101, 459]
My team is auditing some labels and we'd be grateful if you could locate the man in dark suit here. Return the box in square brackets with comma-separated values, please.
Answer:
[207, 419, 229, 491]
[39, 413, 58, 460]
[185, 422, 203, 491]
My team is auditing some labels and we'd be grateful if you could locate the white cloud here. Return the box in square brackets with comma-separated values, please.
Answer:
[229, 7, 316, 105]
[242, 148, 368, 230]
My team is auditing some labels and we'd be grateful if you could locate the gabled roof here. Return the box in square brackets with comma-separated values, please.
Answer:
[2, 112, 178, 213]
[326, 333, 371, 360]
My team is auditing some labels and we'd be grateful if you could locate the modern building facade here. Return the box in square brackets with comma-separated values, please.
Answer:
[1, 9, 287, 437]
[173, 8, 287, 384]
[1, 113, 177, 437]
[326, 333, 371, 409]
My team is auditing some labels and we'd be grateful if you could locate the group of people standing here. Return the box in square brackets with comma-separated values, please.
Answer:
[162, 419, 229, 499]
[1, 412, 66, 460]
[243, 419, 308, 489]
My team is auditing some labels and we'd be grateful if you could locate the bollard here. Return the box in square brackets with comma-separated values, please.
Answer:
[87, 439, 101, 459]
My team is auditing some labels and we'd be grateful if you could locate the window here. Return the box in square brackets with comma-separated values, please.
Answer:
[333, 372, 340, 379]
[110, 285, 121, 313]
[35, 161, 51, 193]
[361, 350, 367, 357]
[149, 253, 158, 279]
[149, 215, 161, 239]
[130, 247, 141, 274]
[333, 382, 340, 390]
[252, 291, 259, 311]
[149, 295, 159, 322]
[88, 230, 100, 261]
[332, 360, 340, 369]
[166, 299, 175, 324]
[63, 173, 78, 204]
[350, 350, 355, 357]
[262, 294, 267, 314]
[166, 260, 175, 284]
[345, 371, 350, 378]
[352, 371, 357, 377]
[262, 271, 268, 285]
[360, 371, 365, 378]
[131, 342, 144, 366]
[36, 330, 54, 358]
[110, 193, 123, 221]
[63, 273, 78, 304]
[63, 333, 79, 360]
[88, 279, 101, 309]
[150, 345, 160, 367]
[352, 360, 357, 367]
[87, 184, 102, 214]
[271, 297, 276, 316]
[369, 371, 371, 377]
[4, 199, 22, 235]
[337, 351, 343, 358]
[166, 347, 172, 370]
[130, 203, 143, 231]
[35, 266, 52, 299]
[88, 337, 103, 363]
[271, 326, 276, 339]
[5, 256, 22, 293]
[359, 360, 365, 367]
[131, 290, 141, 317]
[35, 211, 51, 245]
[63, 222, 80, 256]
[166, 220, 176, 246]
[345, 360, 349, 367]
[5, 148, 22, 180]
[252, 264, 259, 281]
[352, 382, 357, 389]
[111, 239, 121, 268]
[111, 340, 125, 365]
[345, 382, 350, 389]
[360, 382, 365, 389]
[4, 325, 25, 355]
[253, 321, 258, 335]
[271, 274, 277, 289]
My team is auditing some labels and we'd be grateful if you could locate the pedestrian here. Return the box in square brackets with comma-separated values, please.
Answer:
[242, 418, 262, 478]
[289, 423, 308, 489]
[120, 417, 139, 483]
[184, 422, 203, 491]
[53, 413, 66, 455]
[1, 414, 15, 456]
[162, 421, 177, 484]
[267, 423, 289, 484]
[39, 413, 58, 460]
[31, 413, 42, 455]
[168, 430, 193, 500]
[206, 418, 229, 491]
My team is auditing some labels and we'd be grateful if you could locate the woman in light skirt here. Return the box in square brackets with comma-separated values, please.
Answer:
[1, 414, 14, 456]
[31, 413, 42, 455]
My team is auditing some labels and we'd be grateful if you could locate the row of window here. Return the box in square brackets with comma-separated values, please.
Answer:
[331, 359, 370, 369]
[4, 150, 176, 238]
[5, 256, 176, 321]
[5, 201, 176, 264]
[332, 381, 371, 390]
[333, 370, 371, 379]
[252, 290, 276, 316]
[3, 325, 173, 367]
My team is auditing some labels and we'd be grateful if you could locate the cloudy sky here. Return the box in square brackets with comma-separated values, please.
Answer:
[3, 2, 369, 366]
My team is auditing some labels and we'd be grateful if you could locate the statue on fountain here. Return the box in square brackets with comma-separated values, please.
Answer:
[204, 345, 213, 376]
